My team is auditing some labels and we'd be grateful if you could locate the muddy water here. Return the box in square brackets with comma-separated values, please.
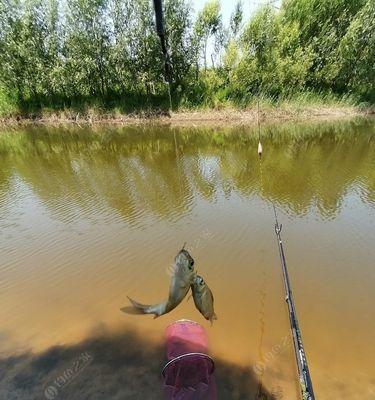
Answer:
[0, 119, 374, 399]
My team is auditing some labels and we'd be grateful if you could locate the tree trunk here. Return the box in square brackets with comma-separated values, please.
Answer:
[204, 37, 207, 70]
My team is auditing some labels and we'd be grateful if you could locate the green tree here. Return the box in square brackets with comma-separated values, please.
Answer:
[108, 0, 137, 96]
[164, 0, 194, 90]
[236, 5, 280, 96]
[230, 1, 243, 39]
[63, 0, 111, 99]
[0, 0, 50, 103]
[194, 0, 223, 70]
[337, 0, 375, 101]
[282, 0, 367, 90]
[0, 0, 374, 113]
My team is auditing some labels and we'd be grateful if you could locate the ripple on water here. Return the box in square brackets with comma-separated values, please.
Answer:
[0, 121, 374, 399]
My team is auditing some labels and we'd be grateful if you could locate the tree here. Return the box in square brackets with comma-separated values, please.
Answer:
[338, 0, 375, 101]
[282, 0, 367, 90]
[194, 0, 222, 70]
[230, 1, 243, 39]
[0, 0, 374, 112]
[164, 0, 194, 90]
[64, 0, 111, 98]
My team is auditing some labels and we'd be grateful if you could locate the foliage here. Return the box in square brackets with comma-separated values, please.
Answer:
[229, 1, 243, 39]
[337, 0, 375, 101]
[0, 0, 373, 116]
[193, 0, 224, 70]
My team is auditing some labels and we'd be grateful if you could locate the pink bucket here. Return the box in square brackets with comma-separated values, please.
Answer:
[162, 320, 216, 399]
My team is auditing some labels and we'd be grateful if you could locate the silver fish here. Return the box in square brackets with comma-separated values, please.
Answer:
[191, 275, 217, 324]
[122, 249, 196, 318]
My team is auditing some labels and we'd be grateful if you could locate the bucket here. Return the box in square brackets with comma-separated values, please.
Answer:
[162, 320, 216, 399]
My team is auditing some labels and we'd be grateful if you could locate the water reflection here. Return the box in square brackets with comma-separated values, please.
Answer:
[0, 119, 374, 223]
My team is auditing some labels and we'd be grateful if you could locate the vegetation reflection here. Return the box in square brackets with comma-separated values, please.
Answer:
[0, 119, 373, 221]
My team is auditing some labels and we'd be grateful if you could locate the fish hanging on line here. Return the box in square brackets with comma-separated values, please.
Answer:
[121, 248, 196, 318]
[191, 275, 217, 325]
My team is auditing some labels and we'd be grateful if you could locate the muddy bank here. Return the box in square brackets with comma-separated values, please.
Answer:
[0, 105, 373, 127]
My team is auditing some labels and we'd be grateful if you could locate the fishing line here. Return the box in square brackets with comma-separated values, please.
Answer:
[257, 98, 263, 158]
[255, 251, 268, 400]
[173, 130, 183, 201]
[256, 101, 268, 399]
[166, 80, 172, 111]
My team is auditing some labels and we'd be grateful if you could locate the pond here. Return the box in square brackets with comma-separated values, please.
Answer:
[0, 118, 374, 399]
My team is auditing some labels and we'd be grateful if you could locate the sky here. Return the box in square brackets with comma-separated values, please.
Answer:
[190, 0, 282, 25]
[189, 0, 282, 66]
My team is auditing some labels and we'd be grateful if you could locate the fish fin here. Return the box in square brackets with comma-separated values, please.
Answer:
[209, 313, 218, 326]
[127, 296, 167, 317]
[209, 290, 214, 304]
[127, 296, 151, 310]
[120, 306, 145, 315]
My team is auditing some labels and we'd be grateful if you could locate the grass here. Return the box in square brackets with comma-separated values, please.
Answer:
[0, 87, 372, 125]
[0, 88, 18, 117]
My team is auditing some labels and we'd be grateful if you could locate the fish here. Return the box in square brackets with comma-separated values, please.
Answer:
[191, 275, 217, 324]
[121, 248, 196, 318]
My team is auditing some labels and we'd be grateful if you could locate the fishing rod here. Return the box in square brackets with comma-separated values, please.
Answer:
[272, 203, 315, 400]
[256, 103, 314, 399]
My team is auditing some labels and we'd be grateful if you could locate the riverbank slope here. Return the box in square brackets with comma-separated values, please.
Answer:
[0, 104, 373, 127]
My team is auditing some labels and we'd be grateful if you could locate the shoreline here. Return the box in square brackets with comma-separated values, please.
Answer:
[0, 105, 373, 127]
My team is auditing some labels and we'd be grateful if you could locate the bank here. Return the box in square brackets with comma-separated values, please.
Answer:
[0, 103, 373, 127]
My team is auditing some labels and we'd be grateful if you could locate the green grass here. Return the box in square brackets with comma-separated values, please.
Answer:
[0, 88, 19, 117]
[0, 87, 370, 121]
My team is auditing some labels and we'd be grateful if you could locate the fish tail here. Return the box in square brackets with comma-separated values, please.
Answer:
[209, 313, 218, 326]
[127, 296, 166, 317]
[127, 296, 150, 310]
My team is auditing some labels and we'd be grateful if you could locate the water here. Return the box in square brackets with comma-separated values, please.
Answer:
[0, 119, 374, 399]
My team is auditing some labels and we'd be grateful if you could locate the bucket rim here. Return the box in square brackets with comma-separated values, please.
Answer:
[166, 319, 202, 329]
[162, 352, 215, 377]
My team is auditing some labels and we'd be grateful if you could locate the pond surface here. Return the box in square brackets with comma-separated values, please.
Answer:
[0, 119, 374, 399]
